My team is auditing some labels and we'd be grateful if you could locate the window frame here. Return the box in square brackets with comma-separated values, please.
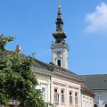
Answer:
[75, 92, 78, 105]
[61, 89, 65, 104]
[54, 88, 59, 104]
[41, 87, 46, 101]
[69, 91, 73, 105]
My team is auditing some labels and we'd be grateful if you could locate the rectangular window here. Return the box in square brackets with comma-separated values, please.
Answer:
[69, 91, 72, 105]
[61, 89, 65, 104]
[42, 87, 46, 101]
[54, 88, 59, 104]
[75, 92, 78, 105]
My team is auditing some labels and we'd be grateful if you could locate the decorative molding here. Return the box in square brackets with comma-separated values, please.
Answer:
[53, 81, 66, 87]
[54, 72, 81, 85]
[53, 81, 80, 90]
[59, 83, 66, 87]
[53, 81, 60, 85]
[74, 87, 79, 90]
[68, 86, 73, 89]
[32, 67, 52, 76]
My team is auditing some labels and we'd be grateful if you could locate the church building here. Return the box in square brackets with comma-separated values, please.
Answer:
[33, 1, 94, 107]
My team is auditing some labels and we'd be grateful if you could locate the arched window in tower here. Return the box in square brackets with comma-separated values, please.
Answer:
[57, 59, 61, 67]
[105, 104, 107, 107]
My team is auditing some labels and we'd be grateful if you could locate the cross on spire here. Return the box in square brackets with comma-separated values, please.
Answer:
[58, 0, 61, 16]
[58, 0, 61, 8]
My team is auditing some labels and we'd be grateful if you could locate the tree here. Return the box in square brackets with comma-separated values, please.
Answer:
[0, 34, 14, 51]
[0, 35, 46, 107]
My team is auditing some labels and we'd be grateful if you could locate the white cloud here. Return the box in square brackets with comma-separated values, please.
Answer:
[85, 3, 107, 33]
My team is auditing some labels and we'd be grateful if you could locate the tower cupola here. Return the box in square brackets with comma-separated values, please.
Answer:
[53, 0, 66, 43]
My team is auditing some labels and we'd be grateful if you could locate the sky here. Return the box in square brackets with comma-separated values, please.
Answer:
[0, 0, 107, 75]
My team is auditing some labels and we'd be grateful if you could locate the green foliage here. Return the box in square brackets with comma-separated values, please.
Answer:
[0, 34, 14, 51]
[0, 35, 46, 107]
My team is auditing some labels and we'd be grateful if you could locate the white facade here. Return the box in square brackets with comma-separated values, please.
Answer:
[51, 75, 81, 107]
[81, 94, 94, 107]
[94, 91, 107, 107]
[51, 43, 69, 69]
[32, 67, 51, 103]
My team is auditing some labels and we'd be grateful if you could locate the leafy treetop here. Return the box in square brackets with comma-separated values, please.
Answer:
[0, 34, 14, 51]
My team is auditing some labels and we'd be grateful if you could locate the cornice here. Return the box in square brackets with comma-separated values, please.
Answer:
[53, 71, 82, 85]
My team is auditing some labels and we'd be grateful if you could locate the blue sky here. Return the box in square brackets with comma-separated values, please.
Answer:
[0, 0, 107, 75]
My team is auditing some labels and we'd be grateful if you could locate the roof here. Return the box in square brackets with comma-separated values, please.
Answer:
[32, 59, 52, 71]
[0, 50, 94, 96]
[33, 59, 82, 83]
[81, 82, 94, 97]
[80, 74, 107, 90]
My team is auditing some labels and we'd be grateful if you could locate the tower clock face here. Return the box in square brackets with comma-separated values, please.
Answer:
[57, 51, 61, 56]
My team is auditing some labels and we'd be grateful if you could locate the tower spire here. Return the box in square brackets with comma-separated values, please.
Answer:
[56, 0, 63, 32]
[51, 0, 69, 69]
[52, 0, 66, 43]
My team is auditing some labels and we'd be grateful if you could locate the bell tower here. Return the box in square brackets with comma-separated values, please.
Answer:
[51, 0, 69, 69]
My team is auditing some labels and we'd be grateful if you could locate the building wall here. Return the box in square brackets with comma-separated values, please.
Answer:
[93, 90, 107, 107]
[51, 76, 81, 107]
[81, 94, 94, 107]
[51, 43, 69, 69]
[33, 68, 51, 103]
